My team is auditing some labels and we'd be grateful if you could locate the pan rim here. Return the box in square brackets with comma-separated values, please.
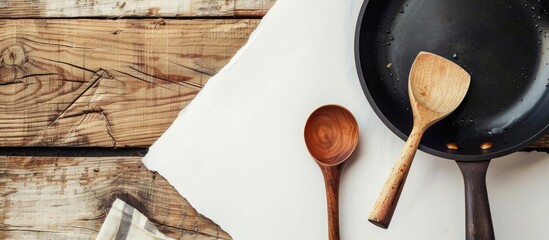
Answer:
[354, 0, 549, 161]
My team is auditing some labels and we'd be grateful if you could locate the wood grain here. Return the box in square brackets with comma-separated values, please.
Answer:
[304, 105, 359, 166]
[235, 0, 277, 17]
[369, 52, 471, 229]
[529, 134, 549, 150]
[0, 19, 260, 147]
[304, 105, 359, 240]
[0, 0, 276, 18]
[319, 164, 343, 240]
[0, 156, 231, 240]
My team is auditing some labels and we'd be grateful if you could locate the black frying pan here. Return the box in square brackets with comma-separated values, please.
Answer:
[355, 0, 549, 239]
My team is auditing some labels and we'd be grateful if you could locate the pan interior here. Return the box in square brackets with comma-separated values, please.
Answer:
[356, 0, 549, 160]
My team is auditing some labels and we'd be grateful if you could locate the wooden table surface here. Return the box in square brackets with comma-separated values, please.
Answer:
[0, 1, 275, 239]
[0, 0, 546, 239]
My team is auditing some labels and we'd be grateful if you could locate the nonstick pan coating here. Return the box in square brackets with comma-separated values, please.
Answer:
[355, 0, 549, 161]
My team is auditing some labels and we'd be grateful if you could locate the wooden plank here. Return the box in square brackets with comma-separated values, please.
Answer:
[0, 19, 260, 147]
[0, 0, 276, 18]
[235, 0, 277, 17]
[0, 156, 231, 240]
[528, 134, 549, 150]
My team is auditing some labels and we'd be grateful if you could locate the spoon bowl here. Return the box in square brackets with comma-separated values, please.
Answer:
[305, 105, 359, 166]
[304, 105, 359, 240]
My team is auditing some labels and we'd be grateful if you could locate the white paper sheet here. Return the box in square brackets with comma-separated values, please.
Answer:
[144, 0, 549, 239]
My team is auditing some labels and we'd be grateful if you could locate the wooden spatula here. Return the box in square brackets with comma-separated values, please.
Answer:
[369, 51, 471, 229]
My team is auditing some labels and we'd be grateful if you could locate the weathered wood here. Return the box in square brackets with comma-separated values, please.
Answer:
[0, 156, 231, 240]
[0, 19, 260, 147]
[0, 0, 276, 18]
[528, 134, 549, 150]
[235, 0, 277, 17]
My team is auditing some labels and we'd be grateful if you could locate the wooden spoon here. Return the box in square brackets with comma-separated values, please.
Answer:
[304, 105, 359, 240]
[369, 52, 471, 229]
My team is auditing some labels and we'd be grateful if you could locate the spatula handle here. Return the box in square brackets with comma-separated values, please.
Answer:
[456, 160, 495, 240]
[369, 125, 424, 229]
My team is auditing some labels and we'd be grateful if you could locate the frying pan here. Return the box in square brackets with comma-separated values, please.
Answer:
[355, 0, 549, 238]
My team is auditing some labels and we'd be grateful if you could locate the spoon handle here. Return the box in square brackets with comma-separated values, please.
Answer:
[320, 164, 343, 240]
[369, 124, 425, 229]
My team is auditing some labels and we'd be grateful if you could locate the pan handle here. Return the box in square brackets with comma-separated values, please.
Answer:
[456, 160, 495, 240]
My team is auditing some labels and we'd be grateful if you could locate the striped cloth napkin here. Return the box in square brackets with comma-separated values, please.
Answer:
[96, 198, 174, 240]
